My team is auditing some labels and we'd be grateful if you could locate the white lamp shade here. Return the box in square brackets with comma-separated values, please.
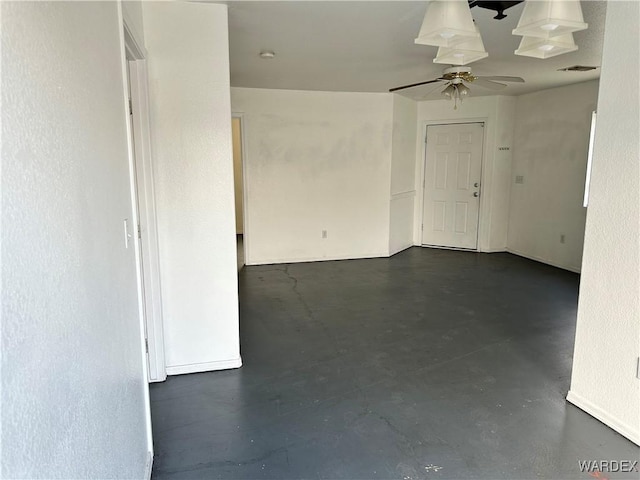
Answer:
[434, 26, 488, 65]
[514, 33, 578, 58]
[512, 0, 588, 39]
[415, 0, 479, 48]
[457, 83, 470, 97]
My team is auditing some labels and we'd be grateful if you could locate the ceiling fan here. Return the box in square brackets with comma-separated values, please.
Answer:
[390, 66, 524, 107]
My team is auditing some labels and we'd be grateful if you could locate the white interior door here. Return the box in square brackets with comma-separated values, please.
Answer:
[126, 57, 167, 383]
[126, 62, 151, 378]
[422, 123, 484, 250]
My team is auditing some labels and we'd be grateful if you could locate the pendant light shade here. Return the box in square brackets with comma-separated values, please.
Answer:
[512, 0, 588, 39]
[515, 33, 578, 58]
[415, 0, 479, 48]
[433, 25, 488, 65]
[457, 83, 470, 98]
[442, 84, 456, 99]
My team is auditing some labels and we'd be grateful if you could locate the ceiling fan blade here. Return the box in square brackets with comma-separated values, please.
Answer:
[471, 78, 508, 90]
[419, 81, 452, 100]
[479, 75, 525, 83]
[389, 78, 444, 93]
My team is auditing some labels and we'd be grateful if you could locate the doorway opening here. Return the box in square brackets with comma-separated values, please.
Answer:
[232, 114, 247, 270]
[421, 122, 485, 251]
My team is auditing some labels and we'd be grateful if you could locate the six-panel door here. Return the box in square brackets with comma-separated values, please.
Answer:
[422, 123, 484, 250]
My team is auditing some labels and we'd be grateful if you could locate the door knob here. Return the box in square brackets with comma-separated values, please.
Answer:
[474, 182, 480, 187]
[473, 192, 479, 197]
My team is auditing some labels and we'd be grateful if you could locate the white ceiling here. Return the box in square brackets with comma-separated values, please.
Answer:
[227, 1, 607, 100]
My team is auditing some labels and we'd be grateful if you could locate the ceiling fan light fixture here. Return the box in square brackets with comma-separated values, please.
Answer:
[433, 25, 488, 65]
[441, 83, 456, 99]
[512, 0, 588, 39]
[515, 33, 578, 59]
[414, 0, 479, 47]
[441, 83, 467, 109]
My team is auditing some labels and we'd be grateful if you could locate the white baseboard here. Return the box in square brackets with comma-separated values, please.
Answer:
[389, 244, 413, 256]
[145, 450, 153, 480]
[506, 248, 581, 273]
[246, 251, 388, 266]
[166, 356, 242, 376]
[567, 390, 640, 446]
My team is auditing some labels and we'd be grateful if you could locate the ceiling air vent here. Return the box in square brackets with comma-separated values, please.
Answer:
[557, 65, 598, 72]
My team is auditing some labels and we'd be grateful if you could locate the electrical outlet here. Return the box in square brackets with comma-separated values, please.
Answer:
[515, 175, 524, 184]
[560, 234, 566, 244]
[322, 230, 327, 239]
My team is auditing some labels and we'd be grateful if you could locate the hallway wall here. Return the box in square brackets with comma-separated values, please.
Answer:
[231, 87, 393, 265]
[508, 81, 599, 272]
[2, 2, 150, 477]
[232, 117, 244, 234]
[144, 2, 240, 374]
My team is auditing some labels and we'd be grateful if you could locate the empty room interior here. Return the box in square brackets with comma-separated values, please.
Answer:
[2, 1, 639, 479]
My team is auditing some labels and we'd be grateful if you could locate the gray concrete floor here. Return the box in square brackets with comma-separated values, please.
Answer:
[150, 248, 639, 479]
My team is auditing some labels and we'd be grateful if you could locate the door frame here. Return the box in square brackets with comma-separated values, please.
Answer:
[416, 119, 489, 252]
[232, 112, 250, 265]
[123, 17, 167, 384]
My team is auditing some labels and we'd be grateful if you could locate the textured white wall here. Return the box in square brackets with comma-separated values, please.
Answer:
[508, 81, 599, 272]
[2, 2, 150, 477]
[568, 1, 640, 446]
[144, 2, 240, 374]
[390, 94, 417, 254]
[231, 87, 393, 265]
[415, 96, 515, 252]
